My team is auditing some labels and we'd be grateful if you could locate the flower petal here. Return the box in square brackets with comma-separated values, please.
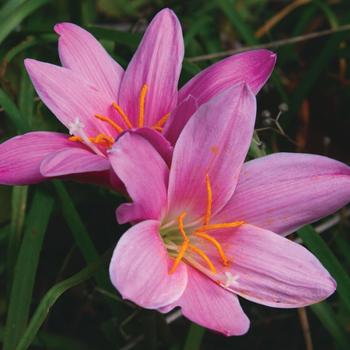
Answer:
[55, 22, 123, 101]
[118, 9, 184, 127]
[167, 83, 256, 220]
[164, 50, 274, 145]
[24, 59, 116, 136]
[0, 132, 74, 185]
[162, 95, 198, 145]
[179, 49, 276, 103]
[40, 147, 110, 177]
[109, 132, 169, 224]
[209, 224, 336, 308]
[109, 220, 187, 308]
[161, 267, 249, 336]
[215, 153, 350, 235]
[133, 127, 173, 165]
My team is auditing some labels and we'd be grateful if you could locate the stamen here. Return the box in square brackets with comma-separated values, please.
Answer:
[112, 102, 133, 129]
[95, 114, 123, 134]
[152, 113, 170, 132]
[138, 84, 148, 127]
[196, 221, 244, 232]
[90, 133, 114, 147]
[188, 244, 216, 273]
[69, 135, 82, 142]
[193, 231, 229, 266]
[204, 174, 212, 225]
[169, 212, 189, 274]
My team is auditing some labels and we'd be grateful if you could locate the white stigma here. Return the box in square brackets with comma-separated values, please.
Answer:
[68, 117, 105, 157]
[68, 117, 85, 135]
[223, 271, 240, 288]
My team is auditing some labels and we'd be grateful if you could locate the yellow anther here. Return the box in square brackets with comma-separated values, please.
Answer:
[152, 113, 170, 132]
[94, 114, 123, 134]
[193, 231, 229, 266]
[196, 221, 245, 232]
[204, 174, 212, 225]
[68, 135, 82, 142]
[138, 84, 148, 127]
[112, 102, 133, 129]
[188, 244, 216, 273]
[90, 133, 114, 147]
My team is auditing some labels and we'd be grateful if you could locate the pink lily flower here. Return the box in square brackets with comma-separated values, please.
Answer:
[108, 83, 350, 336]
[0, 9, 276, 188]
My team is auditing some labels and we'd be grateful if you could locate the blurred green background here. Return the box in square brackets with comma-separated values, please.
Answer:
[1, 0, 350, 349]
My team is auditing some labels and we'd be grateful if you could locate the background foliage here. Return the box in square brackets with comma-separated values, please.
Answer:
[1, 0, 350, 349]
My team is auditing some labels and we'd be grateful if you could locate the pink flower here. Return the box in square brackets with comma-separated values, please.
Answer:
[108, 83, 350, 336]
[0, 9, 275, 188]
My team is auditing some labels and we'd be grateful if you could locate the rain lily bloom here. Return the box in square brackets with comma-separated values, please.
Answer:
[108, 83, 350, 336]
[0, 9, 276, 188]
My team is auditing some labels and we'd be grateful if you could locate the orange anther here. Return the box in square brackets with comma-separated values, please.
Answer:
[95, 114, 123, 134]
[196, 221, 245, 232]
[68, 135, 82, 142]
[188, 244, 216, 273]
[152, 113, 170, 131]
[112, 102, 133, 129]
[138, 84, 148, 127]
[204, 174, 212, 225]
[193, 231, 229, 266]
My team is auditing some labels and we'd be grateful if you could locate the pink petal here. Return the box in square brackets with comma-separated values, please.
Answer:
[0, 132, 75, 185]
[118, 9, 184, 127]
[215, 153, 350, 235]
[162, 267, 249, 336]
[55, 22, 123, 101]
[133, 127, 173, 165]
[167, 83, 256, 221]
[24, 59, 116, 136]
[109, 132, 169, 224]
[179, 49, 276, 103]
[109, 220, 187, 308]
[162, 95, 198, 145]
[40, 147, 110, 177]
[208, 224, 336, 308]
[165, 50, 275, 143]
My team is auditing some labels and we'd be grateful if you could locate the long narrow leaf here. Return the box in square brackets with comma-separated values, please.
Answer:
[3, 190, 54, 350]
[15, 257, 106, 350]
[183, 324, 205, 350]
[297, 225, 350, 313]
[53, 181, 109, 288]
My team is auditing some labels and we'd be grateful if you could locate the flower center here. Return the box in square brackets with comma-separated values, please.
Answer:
[160, 174, 244, 277]
[67, 84, 170, 155]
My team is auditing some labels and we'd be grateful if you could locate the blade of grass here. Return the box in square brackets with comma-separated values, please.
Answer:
[297, 225, 350, 313]
[0, 0, 51, 45]
[310, 302, 350, 350]
[0, 87, 28, 132]
[3, 190, 54, 350]
[15, 255, 107, 350]
[183, 323, 205, 350]
[6, 185, 28, 291]
[19, 67, 34, 128]
[53, 180, 109, 288]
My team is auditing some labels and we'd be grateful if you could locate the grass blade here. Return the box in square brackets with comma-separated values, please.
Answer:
[0, 0, 50, 45]
[0, 87, 28, 132]
[310, 302, 350, 350]
[53, 181, 109, 288]
[183, 323, 205, 350]
[3, 190, 54, 350]
[297, 225, 350, 313]
[15, 257, 106, 350]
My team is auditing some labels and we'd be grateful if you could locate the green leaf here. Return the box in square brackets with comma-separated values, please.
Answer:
[6, 186, 28, 291]
[3, 190, 54, 350]
[0, 88, 28, 133]
[15, 256, 106, 350]
[310, 302, 350, 350]
[0, 0, 51, 45]
[183, 323, 205, 350]
[297, 225, 350, 313]
[53, 181, 109, 288]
